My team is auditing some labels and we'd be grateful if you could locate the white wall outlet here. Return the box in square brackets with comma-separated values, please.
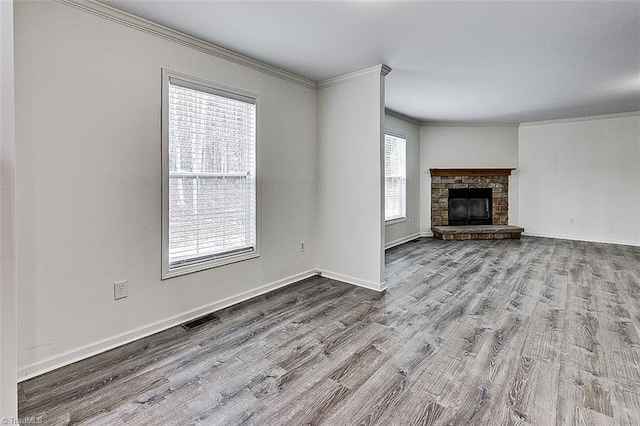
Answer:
[569, 217, 575, 224]
[114, 280, 128, 300]
[300, 240, 305, 252]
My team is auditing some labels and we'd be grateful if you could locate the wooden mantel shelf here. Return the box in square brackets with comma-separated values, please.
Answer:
[430, 168, 515, 177]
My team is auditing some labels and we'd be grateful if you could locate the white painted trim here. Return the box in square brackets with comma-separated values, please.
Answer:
[421, 121, 519, 128]
[317, 64, 392, 89]
[17, 269, 318, 381]
[394, 111, 640, 129]
[522, 232, 640, 247]
[519, 111, 640, 127]
[385, 217, 407, 226]
[420, 230, 434, 237]
[319, 270, 387, 292]
[55, 0, 316, 89]
[385, 108, 422, 126]
[385, 232, 421, 249]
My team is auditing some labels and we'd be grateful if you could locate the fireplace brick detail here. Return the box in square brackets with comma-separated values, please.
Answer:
[431, 174, 510, 226]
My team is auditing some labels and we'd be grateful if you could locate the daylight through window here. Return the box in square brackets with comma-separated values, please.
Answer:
[165, 75, 257, 274]
[385, 133, 406, 222]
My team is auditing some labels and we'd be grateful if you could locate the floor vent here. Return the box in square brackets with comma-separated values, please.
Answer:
[181, 313, 220, 331]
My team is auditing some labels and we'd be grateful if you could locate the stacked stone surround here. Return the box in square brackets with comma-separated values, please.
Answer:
[430, 169, 512, 227]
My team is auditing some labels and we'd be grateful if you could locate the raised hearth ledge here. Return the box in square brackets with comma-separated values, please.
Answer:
[432, 225, 524, 241]
[430, 168, 515, 177]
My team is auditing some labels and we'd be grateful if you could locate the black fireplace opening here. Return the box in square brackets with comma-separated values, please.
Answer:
[448, 188, 492, 225]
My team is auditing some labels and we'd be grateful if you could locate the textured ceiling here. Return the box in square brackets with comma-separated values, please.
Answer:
[100, 0, 640, 124]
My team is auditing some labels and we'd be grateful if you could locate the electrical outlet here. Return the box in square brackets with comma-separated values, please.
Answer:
[300, 240, 305, 252]
[569, 217, 575, 224]
[114, 280, 128, 300]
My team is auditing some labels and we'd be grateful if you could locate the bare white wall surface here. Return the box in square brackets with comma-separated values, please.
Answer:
[14, 1, 318, 379]
[420, 125, 520, 233]
[316, 67, 387, 291]
[1, 0, 18, 418]
[519, 113, 640, 246]
[384, 113, 420, 248]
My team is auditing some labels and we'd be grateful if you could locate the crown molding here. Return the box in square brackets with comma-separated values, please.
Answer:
[380, 64, 392, 77]
[385, 108, 422, 126]
[317, 64, 392, 89]
[56, 0, 316, 89]
[519, 110, 640, 127]
[421, 121, 519, 128]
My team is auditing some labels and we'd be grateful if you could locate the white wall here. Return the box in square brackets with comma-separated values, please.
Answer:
[519, 113, 640, 246]
[1, 0, 18, 418]
[316, 67, 387, 291]
[420, 125, 520, 233]
[15, 1, 318, 379]
[384, 113, 420, 248]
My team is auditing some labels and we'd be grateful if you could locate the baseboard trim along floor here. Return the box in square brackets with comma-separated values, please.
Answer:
[18, 269, 318, 381]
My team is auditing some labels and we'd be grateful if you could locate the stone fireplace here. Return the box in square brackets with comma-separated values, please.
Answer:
[430, 168, 523, 240]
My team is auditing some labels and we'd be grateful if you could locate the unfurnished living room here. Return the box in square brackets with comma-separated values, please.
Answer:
[1, 0, 640, 424]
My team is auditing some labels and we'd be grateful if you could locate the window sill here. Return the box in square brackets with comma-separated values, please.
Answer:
[162, 251, 260, 280]
[385, 217, 407, 226]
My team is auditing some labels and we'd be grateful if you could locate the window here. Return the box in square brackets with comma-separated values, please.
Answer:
[162, 71, 258, 278]
[384, 133, 406, 222]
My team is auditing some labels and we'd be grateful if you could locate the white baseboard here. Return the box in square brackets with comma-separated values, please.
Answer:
[420, 230, 434, 237]
[523, 232, 640, 247]
[19, 263, 395, 380]
[319, 270, 387, 292]
[18, 269, 318, 382]
[385, 232, 421, 249]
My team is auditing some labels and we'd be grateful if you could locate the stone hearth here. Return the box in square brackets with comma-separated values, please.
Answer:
[432, 225, 524, 240]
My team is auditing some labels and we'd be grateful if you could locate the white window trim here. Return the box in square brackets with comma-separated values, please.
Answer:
[161, 69, 261, 279]
[385, 217, 407, 226]
[384, 129, 407, 224]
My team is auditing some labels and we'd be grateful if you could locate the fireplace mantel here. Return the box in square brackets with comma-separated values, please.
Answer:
[430, 168, 515, 177]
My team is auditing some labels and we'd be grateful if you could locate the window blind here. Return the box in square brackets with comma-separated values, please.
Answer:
[385, 134, 406, 222]
[168, 79, 256, 269]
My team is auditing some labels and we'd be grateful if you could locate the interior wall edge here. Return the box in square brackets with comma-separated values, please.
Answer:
[0, 0, 18, 418]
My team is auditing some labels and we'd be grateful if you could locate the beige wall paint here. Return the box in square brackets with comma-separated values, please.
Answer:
[316, 68, 387, 290]
[15, 1, 318, 379]
[519, 114, 640, 245]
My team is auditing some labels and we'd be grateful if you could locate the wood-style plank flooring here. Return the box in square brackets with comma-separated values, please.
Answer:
[18, 237, 640, 425]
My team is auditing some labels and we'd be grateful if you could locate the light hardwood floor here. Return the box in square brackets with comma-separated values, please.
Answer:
[18, 237, 640, 425]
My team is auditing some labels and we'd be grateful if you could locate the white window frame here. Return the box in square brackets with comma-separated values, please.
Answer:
[161, 69, 260, 279]
[384, 131, 407, 225]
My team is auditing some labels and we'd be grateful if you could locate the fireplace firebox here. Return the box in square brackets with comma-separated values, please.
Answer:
[448, 188, 492, 225]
